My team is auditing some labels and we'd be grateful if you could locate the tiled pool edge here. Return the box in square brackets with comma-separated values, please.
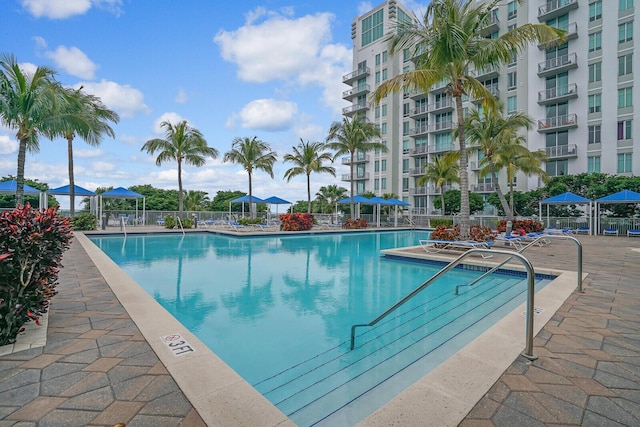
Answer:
[76, 232, 578, 427]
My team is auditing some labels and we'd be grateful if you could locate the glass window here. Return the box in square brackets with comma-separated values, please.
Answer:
[374, 160, 380, 172]
[618, 87, 633, 108]
[588, 125, 601, 144]
[403, 102, 409, 116]
[508, 23, 517, 32]
[546, 159, 569, 177]
[381, 178, 387, 190]
[381, 159, 387, 172]
[588, 62, 601, 83]
[619, 54, 633, 76]
[362, 9, 384, 47]
[382, 51, 387, 63]
[588, 93, 601, 113]
[588, 156, 601, 173]
[382, 68, 388, 81]
[375, 106, 380, 119]
[382, 104, 388, 116]
[402, 139, 409, 154]
[374, 179, 379, 190]
[507, 1, 517, 19]
[375, 54, 381, 66]
[619, 0, 634, 10]
[402, 159, 409, 173]
[589, 32, 602, 52]
[402, 178, 409, 191]
[403, 48, 410, 62]
[618, 120, 632, 140]
[375, 71, 380, 84]
[508, 52, 517, 67]
[507, 95, 517, 114]
[381, 122, 387, 135]
[507, 72, 517, 90]
[618, 153, 632, 173]
[403, 121, 409, 136]
[589, 1, 602, 21]
[619, 22, 634, 43]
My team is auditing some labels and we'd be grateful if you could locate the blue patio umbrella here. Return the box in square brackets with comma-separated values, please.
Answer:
[538, 192, 592, 234]
[595, 190, 640, 234]
[0, 179, 45, 208]
[337, 195, 372, 219]
[99, 187, 146, 226]
[262, 196, 291, 220]
[368, 197, 391, 227]
[230, 195, 265, 218]
[49, 184, 97, 216]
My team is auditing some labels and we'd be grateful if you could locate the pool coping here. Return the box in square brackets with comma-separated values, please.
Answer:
[75, 232, 579, 427]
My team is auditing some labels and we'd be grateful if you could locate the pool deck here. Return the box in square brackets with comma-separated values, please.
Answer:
[1, 229, 639, 426]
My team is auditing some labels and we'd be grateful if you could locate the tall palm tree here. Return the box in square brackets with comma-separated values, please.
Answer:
[315, 184, 347, 217]
[326, 117, 385, 218]
[464, 102, 532, 219]
[141, 120, 218, 214]
[0, 54, 66, 206]
[500, 141, 548, 218]
[373, 0, 564, 238]
[184, 190, 210, 212]
[417, 152, 460, 215]
[223, 136, 277, 218]
[60, 87, 119, 216]
[283, 139, 336, 213]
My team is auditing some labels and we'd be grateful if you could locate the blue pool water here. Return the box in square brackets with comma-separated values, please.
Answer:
[89, 230, 552, 426]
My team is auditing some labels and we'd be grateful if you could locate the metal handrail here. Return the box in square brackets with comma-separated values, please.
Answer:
[120, 216, 127, 237]
[458, 233, 583, 294]
[176, 217, 186, 236]
[349, 249, 539, 360]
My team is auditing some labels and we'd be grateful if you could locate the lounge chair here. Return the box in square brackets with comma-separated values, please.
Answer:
[227, 221, 247, 231]
[253, 223, 276, 231]
[573, 226, 590, 234]
[523, 232, 551, 246]
[627, 229, 640, 237]
[156, 217, 165, 226]
[419, 239, 493, 258]
[543, 227, 573, 235]
[494, 234, 526, 250]
[603, 228, 619, 236]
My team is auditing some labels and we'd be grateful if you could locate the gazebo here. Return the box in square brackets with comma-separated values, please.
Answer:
[229, 195, 265, 219]
[48, 184, 97, 215]
[99, 187, 146, 226]
[538, 192, 593, 234]
[0, 179, 46, 208]
[595, 189, 640, 234]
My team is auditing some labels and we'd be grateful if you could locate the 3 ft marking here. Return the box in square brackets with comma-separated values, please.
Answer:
[161, 333, 195, 356]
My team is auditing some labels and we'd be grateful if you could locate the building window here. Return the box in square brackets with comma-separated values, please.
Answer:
[402, 159, 409, 173]
[362, 9, 384, 47]
[403, 121, 410, 136]
[589, 32, 602, 52]
[508, 52, 517, 67]
[508, 23, 517, 32]
[619, 54, 633, 76]
[374, 179, 379, 190]
[507, 96, 517, 114]
[618, 120, 632, 140]
[588, 62, 601, 83]
[507, 1, 517, 19]
[375, 106, 380, 119]
[618, 153, 632, 173]
[619, 22, 634, 43]
[588, 156, 601, 173]
[403, 139, 409, 154]
[588, 93, 601, 113]
[402, 103, 409, 117]
[618, 87, 633, 108]
[402, 178, 409, 191]
[546, 159, 569, 177]
[382, 104, 388, 117]
[403, 48, 410, 62]
[375, 54, 381, 66]
[507, 72, 517, 90]
[589, 1, 602, 21]
[381, 159, 387, 172]
[374, 160, 380, 172]
[381, 178, 387, 190]
[382, 51, 388, 63]
[620, 0, 634, 11]
[381, 122, 387, 135]
[588, 125, 601, 144]
[382, 68, 388, 81]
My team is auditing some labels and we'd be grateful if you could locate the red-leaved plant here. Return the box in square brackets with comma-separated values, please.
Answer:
[0, 204, 73, 346]
[279, 213, 314, 231]
[343, 218, 368, 229]
[497, 219, 544, 233]
[430, 224, 496, 242]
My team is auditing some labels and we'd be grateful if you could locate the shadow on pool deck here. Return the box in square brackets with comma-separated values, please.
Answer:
[0, 231, 639, 426]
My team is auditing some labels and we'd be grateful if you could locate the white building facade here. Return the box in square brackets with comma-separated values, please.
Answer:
[342, 0, 639, 218]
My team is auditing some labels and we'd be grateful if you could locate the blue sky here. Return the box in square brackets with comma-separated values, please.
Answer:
[1, 0, 427, 208]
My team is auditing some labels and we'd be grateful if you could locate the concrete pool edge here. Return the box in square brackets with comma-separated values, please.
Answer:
[76, 233, 578, 427]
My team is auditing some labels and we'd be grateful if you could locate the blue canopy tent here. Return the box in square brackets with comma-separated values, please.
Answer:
[49, 184, 97, 215]
[368, 196, 391, 227]
[595, 190, 640, 234]
[385, 197, 411, 227]
[0, 179, 46, 208]
[337, 195, 372, 219]
[539, 192, 593, 234]
[99, 187, 146, 226]
[229, 195, 265, 219]
[262, 196, 291, 221]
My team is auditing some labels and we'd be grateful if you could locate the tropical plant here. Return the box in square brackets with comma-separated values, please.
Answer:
[283, 139, 336, 213]
[464, 102, 533, 219]
[315, 185, 348, 217]
[141, 120, 218, 214]
[70, 213, 97, 230]
[326, 117, 385, 218]
[223, 136, 277, 218]
[59, 87, 119, 216]
[210, 190, 246, 212]
[373, 0, 564, 238]
[279, 213, 314, 231]
[442, 189, 484, 215]
[184, 190, 210, 211]
[417, 152, 460, 214]
[501, 142, 548, 217]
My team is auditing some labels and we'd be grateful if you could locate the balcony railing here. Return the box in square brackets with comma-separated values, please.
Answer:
[428, 142, 454, 152]
[428, 98, 453, 112]
[538, 53, 577, 75]
[544, 143, 578, 159]
[471, 65, 499, 79]
[410, 186, 428, 195]
[411, 104, 429, 117]
[410, 145, 428, 156]
[409, 167, 426, 176]
[431, 120, 453, 133]
[537, 113, 578, 132]
[343, 67, 370, 84]
[341, 172, 369, 181]
[538, 83, 578, 103]
[410, 124, 430, 136]
[471, 183, 496, 192]
[538, 0, 578, 21]
[342, 103, 369, 115]
[341, 154, 369, 165]
[342, 84, 370, 100]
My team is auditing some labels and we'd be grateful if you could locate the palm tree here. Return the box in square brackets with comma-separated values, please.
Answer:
[326, 117, 385, 218]
[0, 54, 66, 206]
[315, 184, 347, 218]
[223, 136, 277, 218]
[373, 0, 564, 238]
[141, 120, 218, 214]
[500, 142, 548, 218]
[417, 152, 460, 215]
[60, 87, 119, 215]
[184, 190, 210, 212]
[464, 102, 532, 219]
[283, 139, 336, 213]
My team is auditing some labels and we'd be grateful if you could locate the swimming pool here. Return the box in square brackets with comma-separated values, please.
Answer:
[89, 230, 553, 426]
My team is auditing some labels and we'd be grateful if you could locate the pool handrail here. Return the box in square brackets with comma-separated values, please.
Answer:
[457, 233, 583, 295]
[349, 248, 539, 361]
[120, 215, 127, 237]
[176, 216, 186, 236]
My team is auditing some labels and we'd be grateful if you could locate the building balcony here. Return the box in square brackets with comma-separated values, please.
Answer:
[342, 103, 369, 116]
[410, 145, 429, 156]
[471, 65, 500, 80]
[342, 84, 370, 100]
[427, 184, 452, 195]
[410, 186, 429, 195]
[543, 143, 578, 159]
[341, 172, 369, 181]
[341, 154, 369, 165]
[538, 22, 578, 49]
[428, 98, 453, 113]
[482, 14, 499, 34]
[430, 120, 453, 133]
[410, 103, 429, 119]
[409, 167, 426, 176]
[469, 161, 481, 171]
[538, 0, 579, 22]
[537, 83, 578, 104]
[428, 141, 454, 153]
[537, 113, 578, 132]
[537, 52, 578, 77]
[472, 85, 500, 103]
[408, 89, 427, 100]
[430, 79, 449, 93]
[343, 67, 370, 84]
[471, 183, 496, 193]
[410, 124, 430, 137]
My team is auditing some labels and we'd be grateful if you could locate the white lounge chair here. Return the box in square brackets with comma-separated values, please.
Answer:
[494, 234, 526, 250]
[627, 229, 640, 237]
[419, 240, 493, 258]
[603, 228, 618, 236]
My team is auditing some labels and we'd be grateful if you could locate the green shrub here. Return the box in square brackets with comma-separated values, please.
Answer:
[71, 213, 97, 231]
[430, 218, 454, 227]
[0, 204, 72, 345]
[238, 217, 263, 226]
[163, 215, 177, 229]
[181, 218, 193, 228]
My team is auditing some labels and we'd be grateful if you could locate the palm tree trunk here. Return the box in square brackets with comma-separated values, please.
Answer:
[248, 173, 254, 219]
[440, 193, 445, 215]
[67, 135, 76, 216]
[492, 170, 511, 218]
[509, 181, 515, 219]
[350, 151, 355, 219]
[15, 138, 27, 207]
[177, 160, 183, 214]
[455, 95, 470, 239]
[306, 173, 311, 214]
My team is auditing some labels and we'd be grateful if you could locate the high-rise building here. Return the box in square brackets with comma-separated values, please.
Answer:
[342, 0, 638, 219]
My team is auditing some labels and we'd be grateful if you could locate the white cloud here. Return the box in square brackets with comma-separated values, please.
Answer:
[175, 89, 187, 104]
[76, 80, 149, 118]
[74, 148, 103, 158]
[18, 62, 38, 76]
[119, 134, 141, 145]
[152, 112, 186, 134]
[91, 161, 116, 172]
[238, 99, 297, 132]
[33, 36, 47, 49]
[21, 0, 92, 19]
[357, 2, 374, 15]
[45, 45, 97, 79]
[0, 135, 18, 155]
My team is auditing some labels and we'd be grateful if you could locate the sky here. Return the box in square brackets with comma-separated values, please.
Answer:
[0, 0, 428, 208]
